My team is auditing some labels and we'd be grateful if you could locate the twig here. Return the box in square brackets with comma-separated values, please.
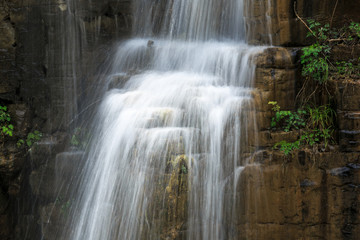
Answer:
[330, 0, 339, 28]
[294, 2, 336, 69]
[293, 1, 316, 38]
[304, 85, 319, 104]
[327, 38, 345, 42]
[296, 77, 310, 105]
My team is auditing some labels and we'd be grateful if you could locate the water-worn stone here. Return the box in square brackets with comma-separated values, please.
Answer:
[255, 47, 299, 69]
[29, 132, 68, 168]
[0, 144, 25, 180]
[142, 155, 189, 240]
[237, 151, 360, 239]
[39, 202, 69, 240]
[252, 47, 299, 138]
[29, 151, 84, 200]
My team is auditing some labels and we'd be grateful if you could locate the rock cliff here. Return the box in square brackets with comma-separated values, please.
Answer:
[0, 0, 359, 239]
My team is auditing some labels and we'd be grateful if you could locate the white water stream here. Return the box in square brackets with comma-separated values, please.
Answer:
[69, 0, 266, 239]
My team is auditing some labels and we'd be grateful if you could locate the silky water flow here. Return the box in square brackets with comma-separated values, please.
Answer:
[66, 0, 267, 239]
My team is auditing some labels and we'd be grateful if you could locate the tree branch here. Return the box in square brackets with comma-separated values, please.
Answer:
[293, 1, 315, 37]
[330, 0, 339, 28]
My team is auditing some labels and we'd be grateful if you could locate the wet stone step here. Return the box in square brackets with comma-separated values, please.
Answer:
[143, 108, 184, 128]
[107, 73, 133, 90]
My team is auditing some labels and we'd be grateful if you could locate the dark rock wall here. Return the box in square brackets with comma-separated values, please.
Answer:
[246, 0, 360, 46]
[0, 1, 132, 239]
[0, 0, 360, 239]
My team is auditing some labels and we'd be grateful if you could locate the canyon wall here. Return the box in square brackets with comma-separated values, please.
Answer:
[0, 0, 359, 239]
[0, 1, 132, 239]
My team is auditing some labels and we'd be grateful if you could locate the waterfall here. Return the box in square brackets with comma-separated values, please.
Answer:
[67, 0, 265, 239]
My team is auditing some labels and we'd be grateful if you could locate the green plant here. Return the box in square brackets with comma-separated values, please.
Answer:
[301, 21, 331, 84]
[336, 61, 353, 75]
[300, 20, 360, 85]
[306, 20, 330, 41]
[301, 48, 329, 84]
[306, 105, 335, 147]
[300, 20, 331, 84]
[0, 106, 14, 138]
[70, 128, 81, 147]
[16, 131, 42, 149]
[70, 127, 89, 149]
[26, 131, 42, 147]
[336, 60, 360, 76]
[307, 105, 335, 129]
[269, 102, 336, 155]
[17, 139, 24, 148]
[55, 197, 71, 216]
[268, 102, 307, 132]
[273, 140, 301, 156]
[349, 22, 360, 38]
[180, 164, 188, 174]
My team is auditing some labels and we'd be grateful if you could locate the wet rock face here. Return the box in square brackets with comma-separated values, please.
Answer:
[1, 0, 133, 134]
[247, 42, 360, 239]
[246, 0, 360, 46]
[237, 151, 360, 240]
[0, 0, 359, 240]
[0, 1, 17, 102]
[0, 0, 133, 239]
[251, 47, 300, 141]
[335, 80, 360, 152]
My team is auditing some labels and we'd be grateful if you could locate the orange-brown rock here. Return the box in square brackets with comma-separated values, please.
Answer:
[237, 150, 360, 239]
[252, 47, 299, 133]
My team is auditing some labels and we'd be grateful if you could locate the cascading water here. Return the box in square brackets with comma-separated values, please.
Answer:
[67, 0, 265, 239]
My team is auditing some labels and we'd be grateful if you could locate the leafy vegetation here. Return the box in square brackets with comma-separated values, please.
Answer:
[180, 164, 188, 174]
[16, 131, 42, 148]
[301, 44, 330, 84]
[55, 196, 72, 216]
[274, 140, 301, 156]
[273, 19, 360, 156]
[70, 127, 82, 147]
[1, 104, 42, 149]
[268, 101, 306, 132]
[349, 22, 360, 38]
[70, 127, 90, 149]
[0, 105, 14, 138]
[269, 102, 336, 156]
[26, 131, 42, 147]
[335, 59, 360, 76]
[301, 20, 360, 86]
[16, 139, 24, 148]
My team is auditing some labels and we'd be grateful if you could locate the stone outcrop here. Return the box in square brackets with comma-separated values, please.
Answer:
[334, 79, 360, 152]
[245, 40, 360, 238]
[0, 0, 17, 102]
[0, 0, 133, 239]
[246, 0, 360, 46]
[238, 150, 360, 240]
